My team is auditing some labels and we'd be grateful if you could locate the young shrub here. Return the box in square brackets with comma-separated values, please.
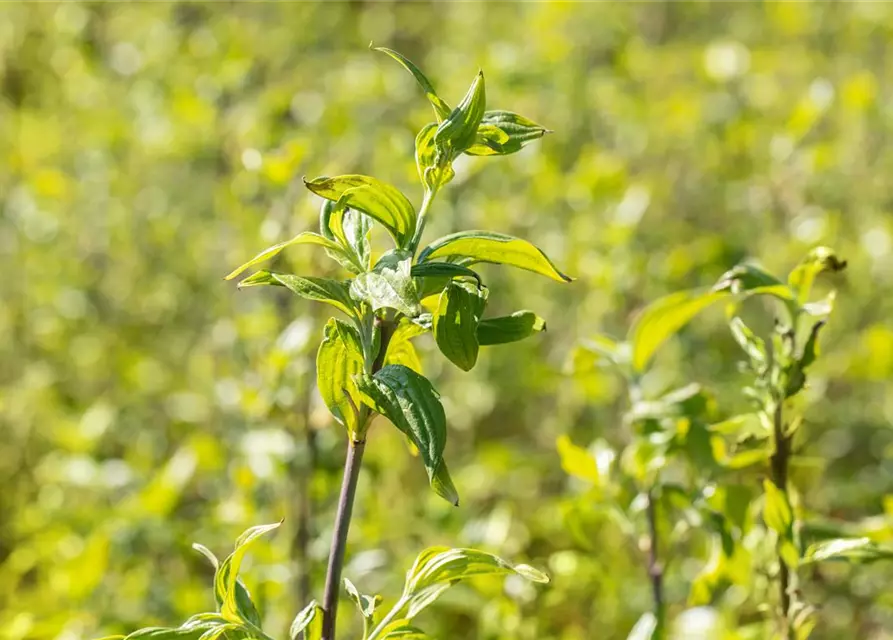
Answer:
[110, 48, 562, 640]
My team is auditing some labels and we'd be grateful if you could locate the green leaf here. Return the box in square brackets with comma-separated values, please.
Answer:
[419, 231, 571, 282]
[434, 71, 486, 158]
[350, 250, 421, 317]
[328, 206, 373, 273]
[237, 271, 357, 319]
[317, 318, 366, 437]
[477, 310, 546, 346]
[304, 175, 417, 249]
[729, 317, 767, 365]
[629, 289, 728, 372]
[289, 601, 322, 640]
[123, 623, 222, 640]
[380, 623, 431, 639]
[344, 577, 381, 629]
[714, 263, 793, 300]
[465, 111, 549, 156]
[399, 547, 549, 620]
[192, 543, 219, 570]
[576, 334, 631, 369]
[788, 246, 847, 305]
[801, 537, 893, 564]
[556, 435, 600, 484]
[384, 319, 427, 374]
[762, 479, 793, 538]
[373, 46, 452, 121]
[354, 365, 455, 504]
[225, 232, 345, 281]
[433, 281, 488, 371]
[415, 123, 455, 192]
[799, 320, 826, 370]
[215, 522, 281, 624]
[410, 262, 481, 286]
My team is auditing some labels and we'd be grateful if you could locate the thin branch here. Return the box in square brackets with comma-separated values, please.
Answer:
[645, 488, 665, 629]
[770, 400, 793, 639]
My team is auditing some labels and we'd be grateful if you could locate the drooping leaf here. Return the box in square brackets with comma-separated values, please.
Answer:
[215, 522, 281, 625]
[465, 110, 549, 156]
[788, 246, 847, 305]
[415, 123, 455, 192]
[432, 281, 488, 371]
[434, 71, 486, 158]
[317, 318, 366, 437]
[344, 578, 381, 628]
[477, 311, 546, 346]
[729, 317, 767, 365]
[397, 547, 549, 621]
[419, 231, 571, 282]
[237, 271, 357, 318]
[304, 175, 417, 249]
[354, 365, 454, 504]
[762, 479, 793, 538]
[629, 289, 728, 372]
[225, 232, 345, 281]
[289, 601, 322, 640]
[350, 250, 421, 317]
[373, 46, 452, 121]
[801, 537, 893, 564]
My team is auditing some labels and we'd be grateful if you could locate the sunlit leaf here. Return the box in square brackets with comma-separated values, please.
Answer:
[419, 231, 571, 282]
[762, 479, 793, 538]
[801, 537, 893, 564]
[556, 435, 599, 484]
[465, 111, 549, 156]
[354, 365, 455, 504]
[629, 289, 727, 372]
[384, 318, 427, 374]
[215, 522, 281, 624]
[344, 578, 381, 628]
[304, 175, 417, 249]
[626, 612, 658, 640]
[432, 281, 488, 371]
[289, 601, 322, 640]
[225, 232, 344, 281]
[317, 318, 366, 437]
[350, 250, 421, 317]
[477, 311, 546, 346]
[788, 246, 847, 305]
[434, 71, 486, 158]
[415, 123, 455, 192]
[373, 46, 452, 121]
[729, 317, 767, 365]
[237, 271, 357, 318]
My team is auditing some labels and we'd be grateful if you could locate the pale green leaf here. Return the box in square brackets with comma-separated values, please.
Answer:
[384, 319, 427, 374]
[289, 601, 322, 640]
[626, 612, 658, 640]
[419, 231, 571, 282]
[317, 318, 365, 437]
[344, 577, 381, 625]
[215, 522, 281, 624]
[225, 232, 344, 281]
[434, 71, 486, 157]
[477, 310, 546, 346]
[354, 365, 454, 504]
[432, 281, 488, 371]
[350, 250, 421, 317]
[629, 289, 728, 372]
[415, 123, 455, 192]
[373, 46, 452, 121]
[237, 271, 357, 319]
[729, 317, 766, 364]
[801, 537, 893, 564]
[304, 175, 416, 249]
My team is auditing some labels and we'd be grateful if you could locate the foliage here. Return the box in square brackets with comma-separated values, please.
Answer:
[4, 3, 893, 640]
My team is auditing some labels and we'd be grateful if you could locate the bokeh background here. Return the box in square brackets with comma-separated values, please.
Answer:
[3, 2, 893, 639]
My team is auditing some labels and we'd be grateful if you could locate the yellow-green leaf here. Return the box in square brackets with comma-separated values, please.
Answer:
[373, 46, 452, 121]
[317, 318, 365, 437]
[225, 232, 344, 281]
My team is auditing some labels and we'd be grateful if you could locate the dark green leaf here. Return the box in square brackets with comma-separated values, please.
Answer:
[373, 47, 452, 121]
[465, 111, 549, 156]
[238, 271, 357, 318]
[477, 310, 546, 346]
[433, 281, 488, 371]
[304, 175, 417, 249]
[419, 230, 571, 282]
[354, 365, 455, 504]
[434, 71, 486, 158]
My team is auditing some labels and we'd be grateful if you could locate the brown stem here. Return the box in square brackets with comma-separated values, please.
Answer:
[770, 401, 793, 638]
[646, 488, 665, 630]
[320, 317, 394, 640]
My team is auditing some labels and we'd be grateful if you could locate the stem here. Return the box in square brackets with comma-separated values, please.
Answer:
[320, 317, 395, 640]
[367, 596, 408, 640]
[645, 488, 665, 631]
[321, 439, 366, 640]
[770, 400, 793, 638]
[409, 187, 438, 255]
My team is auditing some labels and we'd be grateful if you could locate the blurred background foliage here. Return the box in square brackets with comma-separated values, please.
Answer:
[2, 2, 893, 639]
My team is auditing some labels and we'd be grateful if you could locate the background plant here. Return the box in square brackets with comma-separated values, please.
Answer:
[6, 3, 893, 639]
